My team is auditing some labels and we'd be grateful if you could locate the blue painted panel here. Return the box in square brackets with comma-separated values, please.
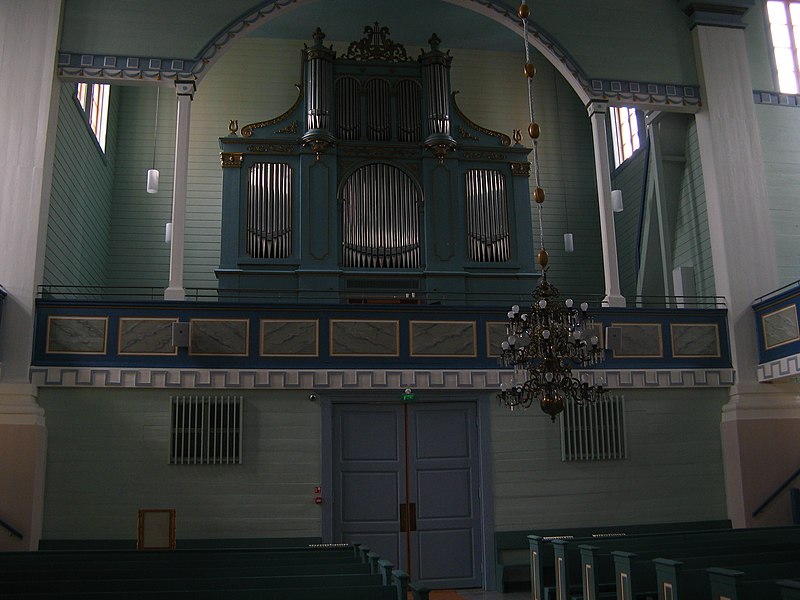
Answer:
[32, 299, 732, 372]
[753, 285, 800, 364]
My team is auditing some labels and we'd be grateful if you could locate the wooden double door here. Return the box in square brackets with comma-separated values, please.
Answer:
[331, 401, 483, 588]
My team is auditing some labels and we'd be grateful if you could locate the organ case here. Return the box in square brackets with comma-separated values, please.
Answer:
[217, 25, 536, 304]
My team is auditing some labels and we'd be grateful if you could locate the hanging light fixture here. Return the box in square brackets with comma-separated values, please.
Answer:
[498, 0, 608, 421]
[146, 87, 160, 194]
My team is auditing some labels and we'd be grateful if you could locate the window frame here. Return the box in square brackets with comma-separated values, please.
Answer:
[609, 106, 642, 169]
[765, 0, 800, 94]
[73, 82, 110, 153]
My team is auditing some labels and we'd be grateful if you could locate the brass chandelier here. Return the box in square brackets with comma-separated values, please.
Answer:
[498, 0, 608, 420]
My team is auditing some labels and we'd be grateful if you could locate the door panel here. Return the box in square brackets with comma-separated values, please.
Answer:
[410, 403, 481, 588]
[333, 405, 405, 567]
[332, 401, 482, 588]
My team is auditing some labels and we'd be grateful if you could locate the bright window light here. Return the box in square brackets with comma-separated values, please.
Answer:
[74, 82, 110, 152]
[766, 1, 800, 94]
[609, 106, 641, 167]
[75, 82, 89, 111]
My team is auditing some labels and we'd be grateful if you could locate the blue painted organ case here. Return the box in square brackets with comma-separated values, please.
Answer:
[217, 25, 536, 304]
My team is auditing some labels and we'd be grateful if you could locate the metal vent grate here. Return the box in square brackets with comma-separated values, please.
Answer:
[170, 396, 242, 465]
[345, 278, 420, 290]
[560, 394, 626, 461]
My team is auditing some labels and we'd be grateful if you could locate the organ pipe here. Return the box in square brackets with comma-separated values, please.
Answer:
[341, 164, 421, 268]
[303, 27, 335, 150]
[465, 170, 510, 262]
[246, 163, 293, 259]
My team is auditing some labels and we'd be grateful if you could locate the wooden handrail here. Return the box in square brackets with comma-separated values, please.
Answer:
[0, 517, 23, 540]
[752, 465, 800, 517]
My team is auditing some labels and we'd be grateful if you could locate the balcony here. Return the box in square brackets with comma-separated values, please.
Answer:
[30, 286, 733, 392]
[753, 280, 800, 382]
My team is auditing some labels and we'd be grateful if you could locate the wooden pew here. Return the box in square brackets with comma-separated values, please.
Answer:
[0, 543, 407, 600]
[536, 526, 800, 600]
[655, 560, 800, 600]
[612, 540, 800, 597]
[0, 573, 386, 595]
[778, 579, 800, 600]
[497, 520, 731, 592]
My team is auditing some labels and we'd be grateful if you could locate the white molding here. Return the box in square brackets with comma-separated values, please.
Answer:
[30, 367, 735, 390]
[0, 384, 45, 426]
[757, 353, 800, 382]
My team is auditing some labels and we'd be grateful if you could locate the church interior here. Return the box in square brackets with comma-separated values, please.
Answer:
[2, 0, 800, 595]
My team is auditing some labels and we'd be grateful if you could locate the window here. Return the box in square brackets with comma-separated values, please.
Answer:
[75, 82, 110, 152]
[170, 395, 243, 464]
[766, 1, 800, 94]
[560, 394, 627, 461]
[609, 106, 641, 167]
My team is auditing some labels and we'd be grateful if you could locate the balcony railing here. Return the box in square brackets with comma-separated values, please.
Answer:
[36, 285, 727, 309]
[752, 279, 800, 382]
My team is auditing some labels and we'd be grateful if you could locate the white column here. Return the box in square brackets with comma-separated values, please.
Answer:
[164, 80, 196, 301]
[587, 101, 626, 307]
[685, 0, 800, 527]
[0, 0, 61, 550]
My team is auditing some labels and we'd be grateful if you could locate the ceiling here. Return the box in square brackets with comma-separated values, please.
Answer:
[60, 0, 523, 59]
[248, 0, 522, 52]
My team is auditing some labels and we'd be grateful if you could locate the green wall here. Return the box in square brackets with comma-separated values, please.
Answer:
[757, 104, 800, 287]
[106, 87, 175, 289]
[673, 120, 715, 298]
[491, 388, 728, 530]
[39, 386, 727, 540]
[43, 83, 119, 289]
[39, 388, 322, 540]
[611, 147, 647, 299]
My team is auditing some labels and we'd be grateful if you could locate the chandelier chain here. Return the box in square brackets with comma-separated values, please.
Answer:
[498, 0, 609, 420]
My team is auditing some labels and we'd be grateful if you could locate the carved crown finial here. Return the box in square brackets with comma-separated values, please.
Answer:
[342, 23, 413, 62]
[311, 27, 326, 45]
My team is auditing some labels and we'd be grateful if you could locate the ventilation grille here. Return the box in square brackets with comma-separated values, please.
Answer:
[345, 278, 420, 290]
[560, 394, 626, 461]
[170, 396, 242, 465]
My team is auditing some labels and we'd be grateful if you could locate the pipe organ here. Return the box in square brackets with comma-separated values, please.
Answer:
[218, 25, 536, 304]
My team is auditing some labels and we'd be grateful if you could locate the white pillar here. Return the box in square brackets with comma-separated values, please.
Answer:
[164, 80, 196, 301]
[587, 101, 626, 307]
[0, 0, 61, 550]
[684, 0, 800, 527]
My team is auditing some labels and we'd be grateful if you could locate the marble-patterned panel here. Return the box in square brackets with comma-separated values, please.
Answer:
[47, 316, 107, 354]
[486, 322, 508, 357]
[261, 320, 318, 356]
[330, 320, 399, 356]
[671, 324, 720, 358]
[762, 305, 800, 349]
[612, 323, 663, 358]
[411, 321, 476, 357]
[119, 318, 177, 355]
[190, 319, 249, 356]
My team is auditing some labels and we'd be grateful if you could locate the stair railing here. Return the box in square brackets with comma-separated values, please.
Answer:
[752, 465, 800, 518]
[0, 517, 23, 540]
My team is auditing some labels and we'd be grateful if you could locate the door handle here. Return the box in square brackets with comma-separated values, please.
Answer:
[399, 503, 417, 532]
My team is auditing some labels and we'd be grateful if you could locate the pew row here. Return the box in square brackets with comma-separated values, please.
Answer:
[527, 525, 800, 600]
[0, 542, 427, 600]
